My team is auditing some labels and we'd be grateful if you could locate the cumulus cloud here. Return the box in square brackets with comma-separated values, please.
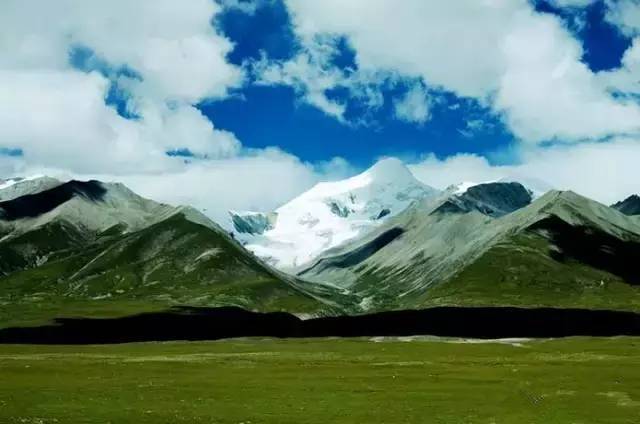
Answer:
[0, 0, 244, 173]
[277, 0, 640, 142]
[1, 0, 242, 102]
[409, 138, 640, 204]
[597, 37, 640, 99]
[495, 10, 640, 142]
[606, 0, 640, 36]
[251, 37, 392, 122]
[0, 69, 243, 174]
[0, 0, 349, 223]
[253, 45, 348, 120]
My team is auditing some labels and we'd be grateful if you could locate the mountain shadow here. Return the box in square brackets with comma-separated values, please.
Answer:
[529, 216, 640, 286]
[0, 180, 107, 220]
[2, 306, 640, 344]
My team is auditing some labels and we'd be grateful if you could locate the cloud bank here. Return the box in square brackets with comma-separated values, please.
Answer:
[409, 137, 640, 205]
[277, 0, 640, 142]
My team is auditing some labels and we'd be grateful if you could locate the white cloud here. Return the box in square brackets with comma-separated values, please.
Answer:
[597, 37, 640, 97]
[0, 0, 345, 224]
[409, 138, 640, 204]
[14, 149, 353, 229]
[1, 0, 242, 102]
[0, 0, 244, 173]
[0, 69, 240, 174]
[606, 0, 640, 36]
[393, 84, 431, 124]
[251, 37, 392, 122]
[217, 0, 265, 15]
[253, 47, 347, 120]
[548, 0, 596, 8]
[278, 0, 640, 142]
[495, 10, 640, 142]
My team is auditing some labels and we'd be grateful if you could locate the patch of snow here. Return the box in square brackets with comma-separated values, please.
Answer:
[452, 181, 480, 194]
[0, 175, 45, 190]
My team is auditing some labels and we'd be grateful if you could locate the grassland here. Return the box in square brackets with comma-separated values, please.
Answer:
[0, 214, 331, 329]
[421, 232, 640, 311]
[1, 337, 639, 423]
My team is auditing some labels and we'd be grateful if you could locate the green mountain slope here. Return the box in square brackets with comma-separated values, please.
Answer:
[0, 181, 341, 328]
[421, 218, 640, 311]
[299, 188, 640, 312]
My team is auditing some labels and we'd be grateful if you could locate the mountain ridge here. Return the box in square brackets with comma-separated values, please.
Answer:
[0, 178, 343, 328]
[298, 188, 640, 311]
[1, 170, 640, 328]
[612, 194, 640, 216]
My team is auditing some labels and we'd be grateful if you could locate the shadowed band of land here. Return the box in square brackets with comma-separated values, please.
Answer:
[2, 306, 640, 344]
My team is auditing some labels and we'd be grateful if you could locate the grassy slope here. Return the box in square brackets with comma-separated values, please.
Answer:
[420, 231, 640, 311]
[0, 337, 639, 423]
[0, 214, 326, 328]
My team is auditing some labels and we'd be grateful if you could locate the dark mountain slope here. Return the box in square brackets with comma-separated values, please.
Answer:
[612, 194, 640, 216]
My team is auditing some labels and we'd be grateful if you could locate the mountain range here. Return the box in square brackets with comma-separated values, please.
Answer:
[0, 177, 342, 328]
[1, 160, 639, 329]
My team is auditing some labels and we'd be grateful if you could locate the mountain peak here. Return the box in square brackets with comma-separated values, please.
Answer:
[363, 157, 415, 182]
[434, 181, 533, 217]
[612, 194, 640, 216]
[231, 158, 439, 269]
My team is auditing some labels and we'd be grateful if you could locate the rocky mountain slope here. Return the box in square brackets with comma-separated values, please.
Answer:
[0, 179, 341, 328]
[2, 168, 639, 327]
[612, 194, 640, 216]
[231, 158, 439, 270]
[299, 185, 640, 312]
[0, 176, 61, 201]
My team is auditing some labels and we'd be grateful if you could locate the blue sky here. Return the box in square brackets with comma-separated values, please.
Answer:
[196, 0, 633, 168]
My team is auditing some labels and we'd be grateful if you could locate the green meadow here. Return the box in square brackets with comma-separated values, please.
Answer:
[1, 337, 639, 423]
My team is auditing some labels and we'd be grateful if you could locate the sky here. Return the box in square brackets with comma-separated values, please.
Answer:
[1, 0, 640, 225]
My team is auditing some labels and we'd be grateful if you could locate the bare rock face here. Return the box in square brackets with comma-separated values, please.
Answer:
[229, 211, 277, 235]
[434, 182, 533, 217]
[612, 195, 640, 216]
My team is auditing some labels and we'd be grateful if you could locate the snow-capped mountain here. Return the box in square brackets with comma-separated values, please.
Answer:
[230, 158, 439, 269]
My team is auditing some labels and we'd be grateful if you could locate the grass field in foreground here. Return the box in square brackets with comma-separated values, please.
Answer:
[0, 337, 639, 423]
